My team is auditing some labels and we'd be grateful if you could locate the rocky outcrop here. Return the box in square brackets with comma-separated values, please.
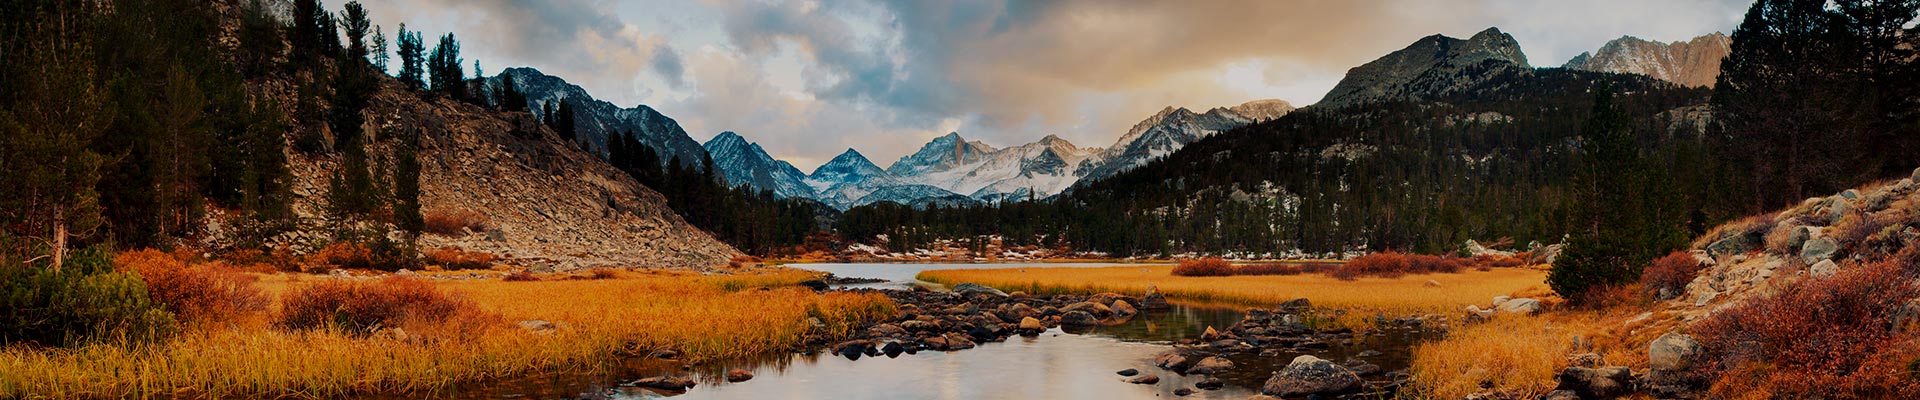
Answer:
[273, 77, 740, 270]
[1319, 27, 1530, 108]
[1563, 33, 1730, 88]
[703, 131, 817, 199]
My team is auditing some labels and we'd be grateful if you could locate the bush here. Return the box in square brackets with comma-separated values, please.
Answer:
[1236, 262, 1305, 276]
[1639, 251, 1705, 300]
[1334, 252, 1469, 280]
[501, 271, 539, 282]
[118, 249, 268, 324]
[0, 246, 177, 346]
[307, 239, 417, 272]
[588, 269, 618, 280]
[1171, 258, 1234, 277]
[423, 210, 489, 236]
[280, 276, 480, 334]
[1692, 261, 1920, 399]
[422, 248, 497, 270]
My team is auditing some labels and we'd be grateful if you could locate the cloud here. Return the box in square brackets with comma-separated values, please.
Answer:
[358, 0, 1751, 171]
[356, 0, 683, 106]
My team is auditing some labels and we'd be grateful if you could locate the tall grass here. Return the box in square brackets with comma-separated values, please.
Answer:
[919, 266, 1547, 325]
[1410, 315, 1592, 399]
[0, 268, 892, 398]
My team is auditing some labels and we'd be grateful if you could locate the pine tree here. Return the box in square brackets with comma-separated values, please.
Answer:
[393, 129, 423, 234]
[237, 0, 282, 77]
[370, 26, 387, 73]
[340, 2, 369, 65]
[395, 24, 424, 90]
[427, 33, 464, 99]
[1550, 84, 1686, 303]
[0, 0, 108, 267]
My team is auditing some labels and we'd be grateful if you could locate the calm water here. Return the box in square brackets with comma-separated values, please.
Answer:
[805, 262, 1145, 290]
[436, 263, 1432, 399]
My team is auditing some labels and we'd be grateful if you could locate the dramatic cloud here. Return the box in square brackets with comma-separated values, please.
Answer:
[357, 0, 1750, 170]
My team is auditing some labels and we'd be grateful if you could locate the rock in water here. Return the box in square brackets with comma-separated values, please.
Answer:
[1116, 368, 1140, 376]
[725, 368, 754, 383]
[1187, 356, 1236, 375]
[1154, 352, 1198, 372]
[951, 282, 1009, 297]
[1261, 355, 1361, 397]
[1111, 299, 1138, 316]
[630, 376, 696, 390]
[1060, 310, 1099, 326]
[1125, 374, 1160, 384]
[1019, 316, 1044, 331]
[1141, 286, 1171, 310]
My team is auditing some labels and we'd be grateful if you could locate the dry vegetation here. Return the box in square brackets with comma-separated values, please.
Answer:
[422, 209, 490, 236]
[919, 265, 1548, 325]
[0, 256, 893, 398]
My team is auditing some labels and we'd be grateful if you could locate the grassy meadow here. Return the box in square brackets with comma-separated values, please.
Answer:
[917, 265, 1549, 324]
[0, 266, 893, 398]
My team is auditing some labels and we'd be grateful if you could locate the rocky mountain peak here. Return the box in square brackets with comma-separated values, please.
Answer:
[1318, 27, 1532, 108]
[1563, 32, 1730, 88]
[1228, 99, 1296, 121]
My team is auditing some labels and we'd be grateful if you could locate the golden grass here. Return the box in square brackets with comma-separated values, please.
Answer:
[1409, 307, 1673, 399]
[0, 268, 893, 398]
[917, 266, 1547, 325]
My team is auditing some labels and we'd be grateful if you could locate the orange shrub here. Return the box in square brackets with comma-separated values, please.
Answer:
[280, 276, 484, 335]
[588, 269, 618, 280]
[1640, 251, 1705, 300]
[422, 210, 490, 236]
[1692, 261, 1920, 399]
[1334, 252, 1469, 280]
[118, 249, 268, 324]
[423, 248, 497, 270]
[501, 271, 539, 282]
[1171, 257, 1235, 276]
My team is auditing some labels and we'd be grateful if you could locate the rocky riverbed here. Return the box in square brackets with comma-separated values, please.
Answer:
[622, 283, 1448, 399]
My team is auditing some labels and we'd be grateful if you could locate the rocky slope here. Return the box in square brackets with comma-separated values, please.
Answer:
[274, 77, 740, 270]
[1564, 33, 1730, 88]
[1318, 27, 1530, 108]
[489, 67, 708, 168]
[704, 131, 817, 199]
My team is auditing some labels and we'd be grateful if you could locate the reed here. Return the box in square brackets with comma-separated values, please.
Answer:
[918, 265, 1547, 325]
[0, 268, 892, 398]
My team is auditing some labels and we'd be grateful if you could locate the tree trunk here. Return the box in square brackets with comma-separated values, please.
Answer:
[52, 205, 67, 272]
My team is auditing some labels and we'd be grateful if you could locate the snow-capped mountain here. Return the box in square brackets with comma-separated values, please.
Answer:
[1563, 33, 1729, 88]
[487, 67, 708, 168]
[702, 131, 817, 199]
[888, 134, 1099, 201]
[851, 184, 981, 210]
[806, 149, 918, 209]
[886, 133, 998, 178]
[1073, 101, 1289, 184]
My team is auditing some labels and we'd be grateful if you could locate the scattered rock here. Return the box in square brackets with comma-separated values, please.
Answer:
[1200, 326, 1223, 340]
[1496, 298, 1542, 314]
[1116, 368, 1140, 377]
[1809, 259, 1839, 278]
[1172, 387, 1194, 396]
[1542, 389, 1582, 400]
[1155, 352, 1197, 372]
[1261, 355, 1361, 397]
[1649, 332, 1701, 377]
[1018, 316, 1044, 332]
[1279, 298, 1312, 309]
[1111, 300, 1138, 316]
[725, 368, 754, 383]
[1801, 237, 1838, 264]
[1568, 353, 1607, 368]
[1140, 286, 1171, 310]
[1424, 280, 1442, 287]
[1555, 366, 1633, 399]
[517, 319, 556, 334]
[1195, 377, 1224, 390]
[1126, 374, 1160, 384]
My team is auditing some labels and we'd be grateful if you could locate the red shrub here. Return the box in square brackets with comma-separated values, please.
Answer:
[588, 269, 618, 280]
[1172, 258, 1235, 277]
[502, 271, 540, 282]
[119, 249, 269, 324]
[423, 248, 497, 270]
[1692, 261, 1920, 399]
[423, 210, 490, 236]
[1640, 251, 1705, 300]
[280, 276, 482, 335]
[1334, 252, 1469, 280]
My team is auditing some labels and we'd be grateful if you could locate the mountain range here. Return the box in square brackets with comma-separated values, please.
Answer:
[480, 27, 1729, 212]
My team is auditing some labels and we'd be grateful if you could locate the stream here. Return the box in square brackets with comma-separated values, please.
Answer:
[445, 263, 1440, 399]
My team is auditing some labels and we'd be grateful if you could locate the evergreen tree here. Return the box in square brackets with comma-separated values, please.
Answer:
[395, 24, 424, 90]
[370, 25, 387, 73]
[236, 0, 282, 77]
[340, 1, 369, 64]
[393, 129, 423, 234]
[427, 33, 463, 99]
[1550, 84, 1686, 303]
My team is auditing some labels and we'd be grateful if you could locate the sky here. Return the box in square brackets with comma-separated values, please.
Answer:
[356, 0, 1751, 170]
